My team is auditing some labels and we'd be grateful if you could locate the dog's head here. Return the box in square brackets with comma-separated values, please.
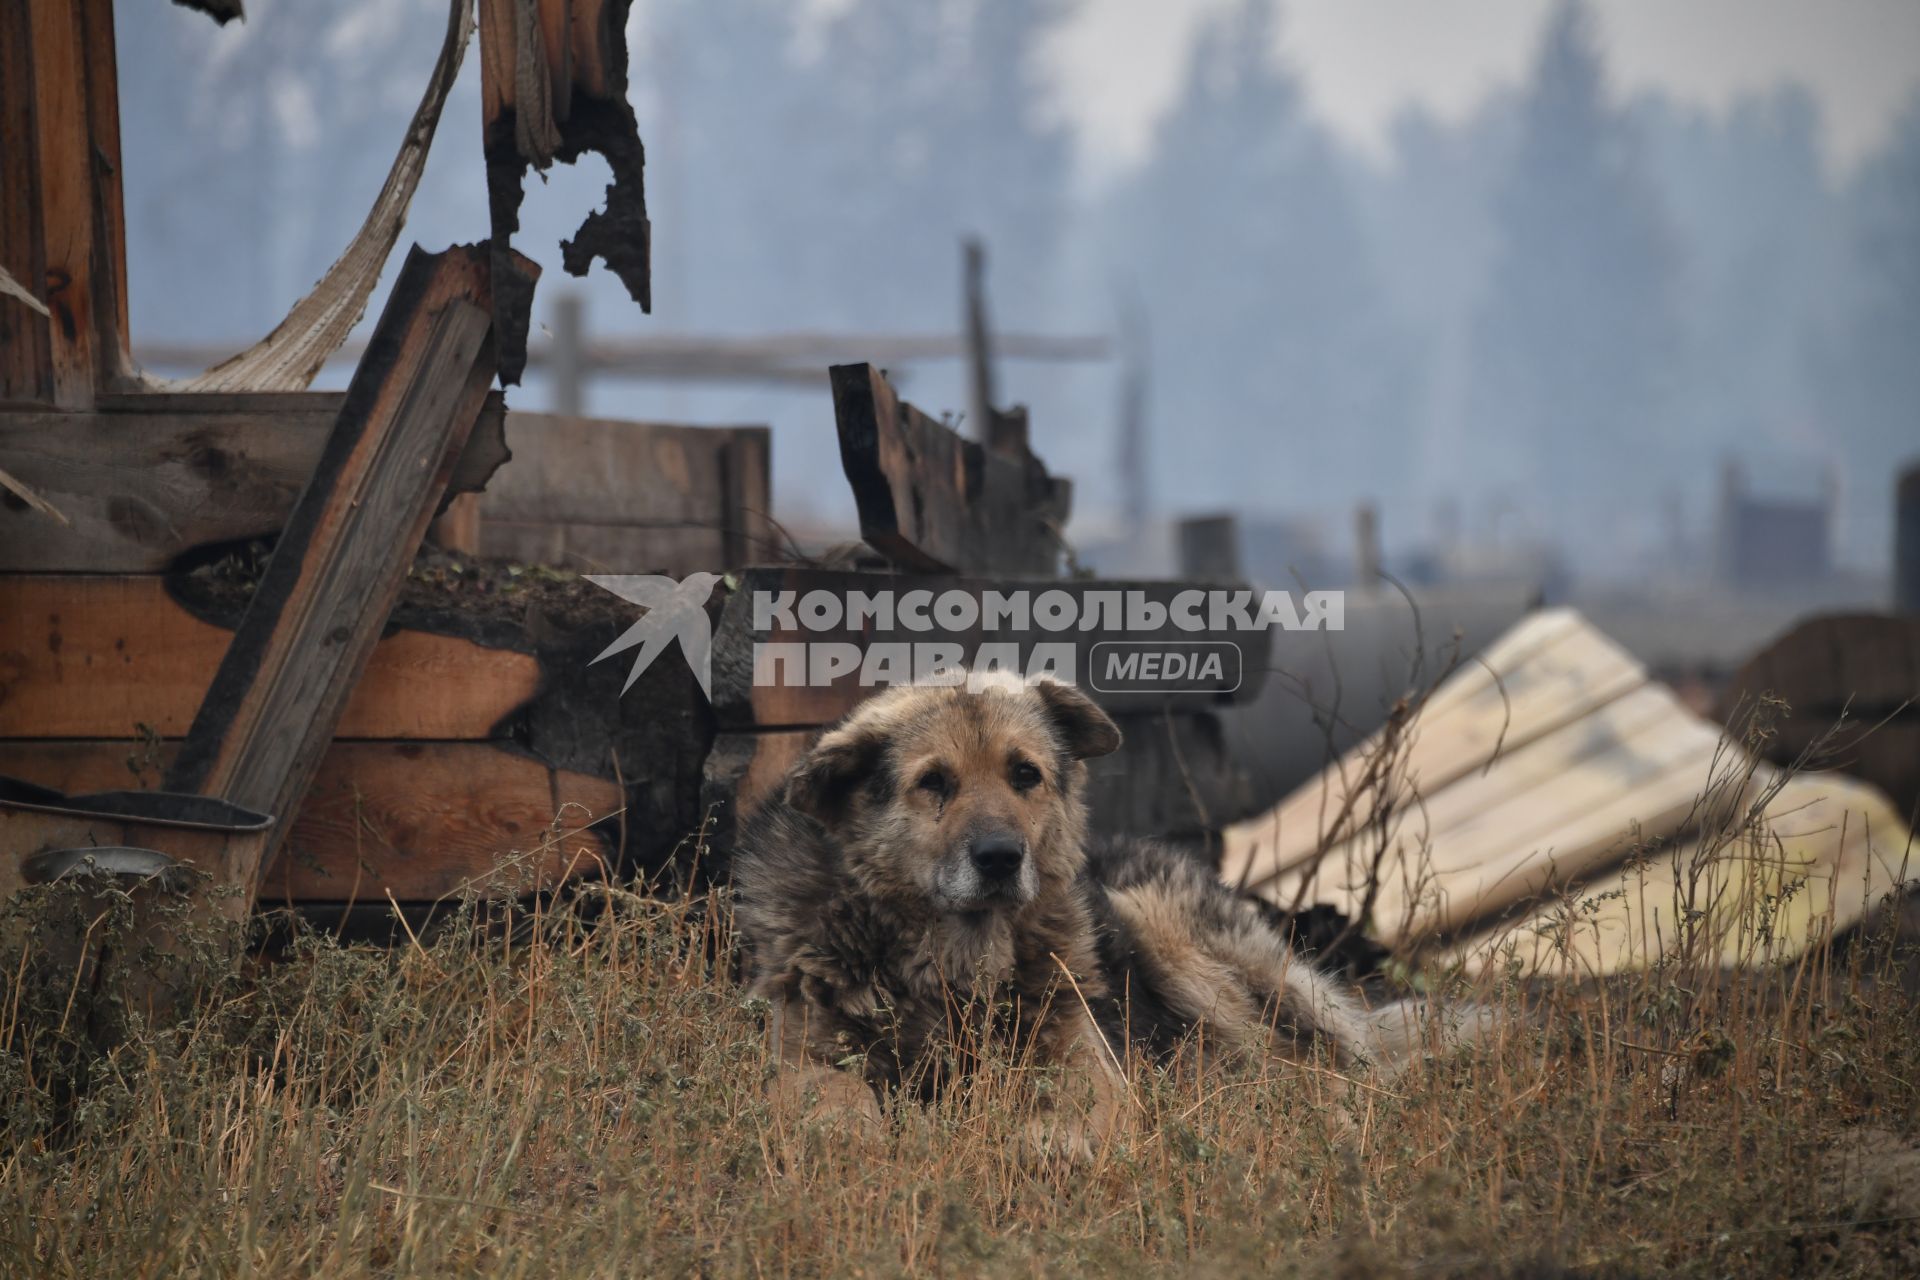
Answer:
[784, 675, 1121, 916]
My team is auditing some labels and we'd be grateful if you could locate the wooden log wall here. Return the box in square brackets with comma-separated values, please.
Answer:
[0, 391, 510, 573]
[476, 412, 773, 574]
[0, 571, 712, 907]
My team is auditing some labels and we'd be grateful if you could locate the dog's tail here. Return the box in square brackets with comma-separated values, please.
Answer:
[1359, 997, 1502, 1071]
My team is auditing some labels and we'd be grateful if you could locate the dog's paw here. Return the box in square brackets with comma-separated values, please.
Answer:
[1017, 1115, 1097, 1167]
[770, 1067, 884, 1132]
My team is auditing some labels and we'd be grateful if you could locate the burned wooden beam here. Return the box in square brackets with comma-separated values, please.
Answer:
[830, 362, 1070, 577]
[165, 244, 530, 886]
[0, 575, 543, 740]
[0, 391, 511, 572]
[480, 0, 648, 382]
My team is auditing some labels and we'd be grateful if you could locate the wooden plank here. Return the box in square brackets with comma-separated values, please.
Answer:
[481, 0, 648, 384]
[0, 740, 618, 903]
[0, 0, 51, 403]
[166, 244, 515, 886]
[0, 392, 510, 572]
[1, 0, 129, 406]
[1449, 771, 1916, 977]
[474, 413, 773, 572]
[1362, 718, 1731, 943]
[1221, 610, 1646, 890]
[0, 575, 542, 739]
[719, 427, 773, 568]
[429, 492, 483, 556]
[77, 0, 128, 388]
[710, 567, 1272, 729]
[25, 0, 97, 406]
[830, 362, 1068, 577]
[1257, 692, 1730, 941]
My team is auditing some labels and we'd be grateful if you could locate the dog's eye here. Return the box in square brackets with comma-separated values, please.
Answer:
[1010, 760, 1043, 791]
[916, 769, 950, 799]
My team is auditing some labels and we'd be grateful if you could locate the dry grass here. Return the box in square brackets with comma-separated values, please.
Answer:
[3, 864, 1919, 1280]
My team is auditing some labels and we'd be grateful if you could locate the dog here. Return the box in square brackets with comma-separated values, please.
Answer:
[732, 674, 1472, 1154]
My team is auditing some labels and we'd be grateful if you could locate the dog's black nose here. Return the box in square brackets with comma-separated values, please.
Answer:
[970, 836, 1025, 882]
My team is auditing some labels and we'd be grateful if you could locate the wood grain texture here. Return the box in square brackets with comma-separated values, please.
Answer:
[0, 392, 510, 572]
[1221, 608, 1646, 891]
[78, 0, 128, 380]
[476, 413, 774, 572]
[0, 1, 52, 403]
[165, 245, 513, 889]
[0, 740, 618, 903]
[25, 0, 96, 406]
[1225, 609, 1919, 962]
[1447, 771, 1915, 976]
[0, 575, 542, 739]
[830, 363, 1068, 577]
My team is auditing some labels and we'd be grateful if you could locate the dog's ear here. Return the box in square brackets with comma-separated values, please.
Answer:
[785, 723, 888, 823]
[1032, 679, 1122, 760]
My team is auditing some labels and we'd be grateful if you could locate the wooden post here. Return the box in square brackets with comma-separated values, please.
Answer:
[831, 362, 1069, 577]
[963, 238, 995, 446]
[1177, 514, 1242, 582]
[551, 290, 585, 417]
[166, 244, 525, 890]
[1116, 300, 1149, 529]
[1355, 501, 1381, 589]
[1898, 462, 1920, 616]
[1, 0, 133, 406]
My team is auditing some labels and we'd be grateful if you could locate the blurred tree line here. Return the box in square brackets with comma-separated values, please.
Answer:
[115, 0, 1920, 572]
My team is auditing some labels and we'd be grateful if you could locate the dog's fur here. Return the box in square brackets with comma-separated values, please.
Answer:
[733, 675, 1467, 1150]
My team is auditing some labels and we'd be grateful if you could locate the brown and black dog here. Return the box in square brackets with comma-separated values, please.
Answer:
[733, 674, 1474, 1155]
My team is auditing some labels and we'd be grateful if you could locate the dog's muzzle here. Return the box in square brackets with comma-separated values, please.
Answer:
[970, 835, 1024, 885]
[935, 832, 1033, 912]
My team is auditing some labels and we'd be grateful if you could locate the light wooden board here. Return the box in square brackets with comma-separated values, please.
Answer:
[1233, 608, 1918, 966]
[1449, 771, 1919, 976]
[1222, 608, 1645, 890]
[1256, 683, 1688, 905]
[1265, 698, 1733, 944]
[0, 575, 542, 739]
[0, 740, 619, 903]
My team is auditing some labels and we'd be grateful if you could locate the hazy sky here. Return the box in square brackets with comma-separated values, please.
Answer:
[1041, 0, 1920, 176]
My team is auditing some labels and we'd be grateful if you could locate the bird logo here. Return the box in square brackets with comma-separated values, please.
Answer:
[585, 573, 723, 700]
